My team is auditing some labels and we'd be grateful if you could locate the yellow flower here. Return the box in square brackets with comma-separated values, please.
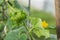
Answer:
[42, 21, 48, 28]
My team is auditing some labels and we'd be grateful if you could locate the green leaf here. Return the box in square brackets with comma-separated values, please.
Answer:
[43, 30, 50, 38]
[29, 17, 43, 28]
[35, 18, 43, 29]
[20, 33, 27, 40]
[33, 29, 42, 37]
[4, 27, 27, 40]
[33, 29, 50, 38]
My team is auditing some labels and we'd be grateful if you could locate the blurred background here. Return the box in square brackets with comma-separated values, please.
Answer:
[18, 0, 55, 15]
[18, 0, 56, 28]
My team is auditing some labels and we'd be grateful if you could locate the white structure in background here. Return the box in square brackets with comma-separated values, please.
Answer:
[18, 0, 44, 10]
[31, 0, 44, 10]
[44, 0, 55, 15]
[18, 0, 29, 7]
[18, 0, 55, 15]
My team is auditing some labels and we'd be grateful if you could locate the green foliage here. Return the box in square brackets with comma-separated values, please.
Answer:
[0, 0, 3, 5]
[0, 23, 4, 31]
[4, 27, 27, 40]
[20, 33, 27, 40]
[29, 17, 50, 38]
[0, 0, 56, 40]
[6, 0, 27, 29]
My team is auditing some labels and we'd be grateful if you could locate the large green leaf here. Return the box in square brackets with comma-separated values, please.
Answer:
[4, 27, 27, 40]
